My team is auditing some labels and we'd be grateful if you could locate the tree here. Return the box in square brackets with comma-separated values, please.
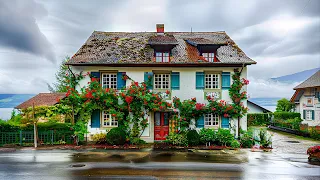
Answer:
[48, 56, 70, 92]
[276, 98, 294, 112]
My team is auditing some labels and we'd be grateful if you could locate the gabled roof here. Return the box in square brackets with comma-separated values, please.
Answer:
[290, 89, 305, 103]
[66, 31, 256, 66]
[247, 100, 271, 113]
[15, 93, 66, 109]
[294, 70, 320, 89]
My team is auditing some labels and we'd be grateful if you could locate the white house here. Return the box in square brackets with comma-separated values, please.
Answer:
[66, 24, 256, 142]
[247, 100, 271, 113]
[290, 70, 320, 126]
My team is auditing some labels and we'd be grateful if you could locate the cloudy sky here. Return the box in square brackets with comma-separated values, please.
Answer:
[0, 0, 319, 98]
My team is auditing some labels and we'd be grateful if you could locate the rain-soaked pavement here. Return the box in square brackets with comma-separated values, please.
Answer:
[0, 130, 319, 180]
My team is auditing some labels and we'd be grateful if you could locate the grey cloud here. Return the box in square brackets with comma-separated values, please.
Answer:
[0, 0, 55, 62]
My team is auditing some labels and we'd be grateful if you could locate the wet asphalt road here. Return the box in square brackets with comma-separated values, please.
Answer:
[0, 149, 319, 180]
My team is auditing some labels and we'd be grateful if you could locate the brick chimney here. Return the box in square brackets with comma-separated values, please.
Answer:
[156, 24, 164, 35]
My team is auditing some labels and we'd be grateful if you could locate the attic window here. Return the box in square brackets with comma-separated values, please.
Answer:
[202, 53, 214, 62]
[155, 52, 170, 62]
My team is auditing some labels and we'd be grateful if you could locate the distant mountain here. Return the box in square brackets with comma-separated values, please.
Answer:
[0, 94, 35, 108]
[271, 67, 320, 83]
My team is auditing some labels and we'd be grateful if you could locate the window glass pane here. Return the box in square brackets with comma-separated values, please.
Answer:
[156, 52, 162, 56]
[164, 113, 169, 125]
[155, 112, 161, 126]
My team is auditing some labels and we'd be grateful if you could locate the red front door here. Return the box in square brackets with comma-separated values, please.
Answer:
[154, 112, 169, 141]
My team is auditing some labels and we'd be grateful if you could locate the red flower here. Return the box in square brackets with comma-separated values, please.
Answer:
[112, 114, 116, 117]
[195, 103, 205, 111]
[106, 88, 110, 93]
[56, 98, 60, 103]
[212, 107, 216, 111]
[125, 96, 133, 104]
[166, 90, 170, 95]
[223, 113, 229, 118]
[134, 82, 139, 87]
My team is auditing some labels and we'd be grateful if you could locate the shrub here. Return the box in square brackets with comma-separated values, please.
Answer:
[216, 128, 234, 146]
[130, 137, 147, 145]
[247, 113, 271, 126]
[187, 129, 200, 146]
[273, 117, 303, 130]
[256, 128, 272, 148]
[230, 140, 240, 148]
[21, 122, 72, 132]
[240, 129, 255, 148]
[199, 128, 216, 145]
[0, 121, 20, 132]
[106, 127, 127, 145]
[92, 133, 107, 144]
[273, 112, 300, 120]
[165, 132, 188, 146]
[310, 127, 320, 140]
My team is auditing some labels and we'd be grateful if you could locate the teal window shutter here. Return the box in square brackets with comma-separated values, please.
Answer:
[91, 72, 100, 78]
[222, 72, 231, 89]
[144, 72, 153, 90]
[91, 110, 100, 128]
[117, 72, 126, 90]
[311, 110, 315, 120]
[303, 110, 306, 119]
[197, 115, 204, 128]
[171, 72, 180, 90]
[196, 72, 204, 89]
[221, 117, 229, 128]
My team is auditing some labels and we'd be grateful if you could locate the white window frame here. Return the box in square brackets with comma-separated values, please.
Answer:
[155, 52, 170, 62]
[101, 73, 117, 89]
[202, 53, 214, 62]
[205, 74, 220, 89]
[101, 111, 118, 127]
[205, 113, 219, 127]
[154, 73, 170, 89]
[306, 97, 313, 106]
[306, 110, 312, 121]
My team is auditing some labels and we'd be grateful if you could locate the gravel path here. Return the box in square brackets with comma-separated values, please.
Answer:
[268, 129, 320, 154]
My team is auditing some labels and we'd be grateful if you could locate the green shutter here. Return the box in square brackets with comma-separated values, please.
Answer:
[222, 72, 231, 89]
[144, 72, 153, 90]
[91, 110, 100, 128]
[196, 72, 204, 89]
[221, 117, 229, 128]
[303, 110, 306, 120]
[311, 110, 315, 120]
[197, 115, 204, 128]
[117, 72, 126, 90]
[91, 72, 100, 82]
[171, 72, 180, 90]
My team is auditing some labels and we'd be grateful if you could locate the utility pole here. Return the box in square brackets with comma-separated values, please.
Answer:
[33, 103, 37, 148]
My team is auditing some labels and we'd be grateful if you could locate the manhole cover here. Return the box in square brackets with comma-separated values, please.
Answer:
[286, 141, 300, 143]
[71, 164, 86, 167]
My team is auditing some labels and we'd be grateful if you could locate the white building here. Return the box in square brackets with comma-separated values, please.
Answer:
[291, 70, 320, 126]
[67, 24, 256, 142]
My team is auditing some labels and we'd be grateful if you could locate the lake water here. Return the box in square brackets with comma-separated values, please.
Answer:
[0, 108, 14, 120]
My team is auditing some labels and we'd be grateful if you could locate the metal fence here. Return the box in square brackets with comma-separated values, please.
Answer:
[0, 130, 74, 146]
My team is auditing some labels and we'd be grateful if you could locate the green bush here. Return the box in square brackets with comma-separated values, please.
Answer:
[240, 129, 255, 148]
[230, 140, 240, 148]
[199, 128, 216, 145]
[165, 132, 188, 146]
[106, 127, 127, 145]
[256, 128, 272, 148]
[310, 127, 320, 140]
[92, 133, 107, 144]
[130, 137, 147, 145]
[274, 112, 300, 120]
[216, 128, 234, 146]
[187, 129, 200, 146]
[247, 113, 271, 126]
[0, 121, 20, 132]
[273, 117, 303, 130]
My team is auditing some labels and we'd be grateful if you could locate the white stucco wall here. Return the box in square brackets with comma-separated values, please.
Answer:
[71, 66, 248, 141]
[297, 87, 320, 126]
[247, 102, 265, 113]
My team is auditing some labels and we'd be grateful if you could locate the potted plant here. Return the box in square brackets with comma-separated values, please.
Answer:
[307, 145, 320, 163]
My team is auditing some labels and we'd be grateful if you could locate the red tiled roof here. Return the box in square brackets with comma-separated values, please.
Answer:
[15, 93, 66, 109]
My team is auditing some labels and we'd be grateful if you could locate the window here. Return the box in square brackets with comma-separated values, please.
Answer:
[154, 74, 170, 89]
[306, 110, 312, 120]
[155, 52, 170, 62]
[205, 114, 219, 126]
[202, 53, 214, 62]
[205, 74, 219, 89]
[102, 111, 118, 127]
[102, 73, 117, 89]
[307, 98, 313, 106]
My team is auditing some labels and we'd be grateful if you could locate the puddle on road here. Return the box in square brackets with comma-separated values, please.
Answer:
[70, 150, 248, 164]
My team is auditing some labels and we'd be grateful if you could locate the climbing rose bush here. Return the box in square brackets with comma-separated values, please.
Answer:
[307, 145, 320, 155]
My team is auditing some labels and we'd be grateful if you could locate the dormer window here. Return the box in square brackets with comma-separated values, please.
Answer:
[155, 52, 170, 62]
[202, 53, 214, 62]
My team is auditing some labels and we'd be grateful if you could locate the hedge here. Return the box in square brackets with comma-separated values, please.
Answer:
[247, 113, 271, 126]
[0, 122, 72, 132]
[273, 112, 300, 120]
